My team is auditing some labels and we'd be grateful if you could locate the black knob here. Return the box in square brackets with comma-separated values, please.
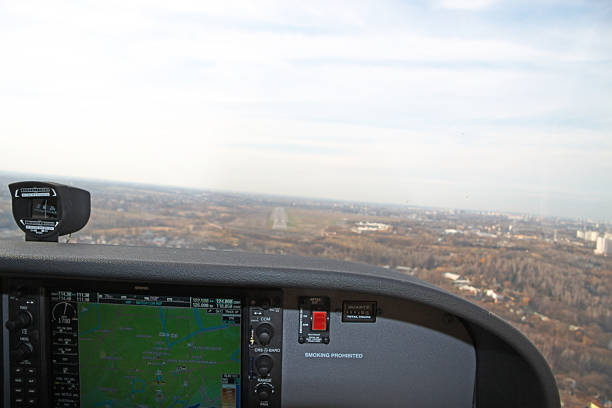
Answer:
[11, 342, 33, 361]
[255, 323, 274, 346]
[255, 355, 274, 377]
[256, 383, 273, 401]
[5, 311, 33, 331]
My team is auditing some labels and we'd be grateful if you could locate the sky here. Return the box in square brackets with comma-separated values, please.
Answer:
[0, 0, 611, 220]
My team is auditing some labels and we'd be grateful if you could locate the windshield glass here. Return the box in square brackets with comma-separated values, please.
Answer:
[0, 1, 610, 406]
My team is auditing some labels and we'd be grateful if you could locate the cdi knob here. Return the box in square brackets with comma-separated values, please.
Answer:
[255, 355, 274, 377]
[255, 323, 274, 346]
[256, 383, 273, 401]
[5, 311, 32, 331]
[11, 342, 33, 361]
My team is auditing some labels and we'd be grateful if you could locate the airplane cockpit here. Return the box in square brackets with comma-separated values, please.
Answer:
[0, 182, 560, 407]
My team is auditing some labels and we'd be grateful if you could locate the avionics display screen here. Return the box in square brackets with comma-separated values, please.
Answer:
[31, 197, 58, 220]
[50, 290, 242, 408]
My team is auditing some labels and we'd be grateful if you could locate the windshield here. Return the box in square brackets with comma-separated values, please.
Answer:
[0, 1, 610, 407]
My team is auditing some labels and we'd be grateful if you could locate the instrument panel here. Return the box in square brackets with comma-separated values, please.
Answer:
[2, 280, 475, 408]
[0, 242, 561, 408]
[3, 281, 284, 408]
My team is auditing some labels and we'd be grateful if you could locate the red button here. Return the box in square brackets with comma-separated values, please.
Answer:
[312, 311, 327, 331]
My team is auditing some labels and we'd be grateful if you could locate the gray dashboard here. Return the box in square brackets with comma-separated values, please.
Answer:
[0, 241, 560, 408]
[281, 288, 475, 407]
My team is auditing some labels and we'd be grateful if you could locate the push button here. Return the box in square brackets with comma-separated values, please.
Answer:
[312, 311, 327, 331]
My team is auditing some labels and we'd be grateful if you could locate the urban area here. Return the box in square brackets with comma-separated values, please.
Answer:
[0, 174, 610, 408]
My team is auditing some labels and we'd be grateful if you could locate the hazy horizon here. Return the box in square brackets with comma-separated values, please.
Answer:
[1, 0, 610, 220]
[1, 170, 609, 223]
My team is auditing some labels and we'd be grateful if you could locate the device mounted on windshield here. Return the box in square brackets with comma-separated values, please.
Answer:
[9, 181, 90, 242]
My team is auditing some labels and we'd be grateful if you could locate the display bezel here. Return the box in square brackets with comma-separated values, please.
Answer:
[43, 280, 249, 408]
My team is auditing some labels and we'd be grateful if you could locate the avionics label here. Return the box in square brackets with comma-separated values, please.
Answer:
[304, 352, 364, 359]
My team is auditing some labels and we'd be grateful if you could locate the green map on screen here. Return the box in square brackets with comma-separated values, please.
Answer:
[77, 302, 241, 408]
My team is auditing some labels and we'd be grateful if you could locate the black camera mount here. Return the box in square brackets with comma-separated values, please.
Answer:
[8, 181, 90, 242]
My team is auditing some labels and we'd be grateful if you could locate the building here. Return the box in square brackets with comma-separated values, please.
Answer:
[443, 272, 460, 281]
[485, 289, 501, 303]
[351, 221, 391, 233]
[577, 230, 600, 241]
[458, 285, 479, 296]
[594, 236, 612, 256]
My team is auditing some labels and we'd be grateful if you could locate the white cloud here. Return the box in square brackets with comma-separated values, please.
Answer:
[433, 0, 499, 10]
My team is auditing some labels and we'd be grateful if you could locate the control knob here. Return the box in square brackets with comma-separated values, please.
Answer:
[255, 355, 274, 377]
[255, 383, 274, 401]
[255, 323, 274, 346]
[11, 342, 33, 361]
[5, 311, 32, 331]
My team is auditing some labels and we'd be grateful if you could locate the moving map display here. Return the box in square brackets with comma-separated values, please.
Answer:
[50, 291, 241, 408]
